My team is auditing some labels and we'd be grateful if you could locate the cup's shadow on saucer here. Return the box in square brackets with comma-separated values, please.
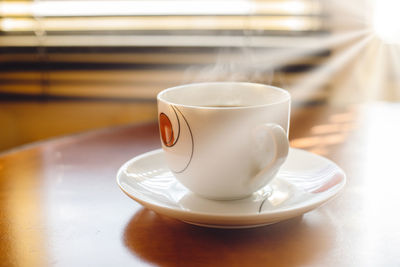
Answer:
[123, 208, 335, 267]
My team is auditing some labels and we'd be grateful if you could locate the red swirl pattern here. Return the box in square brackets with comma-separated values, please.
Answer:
[159, 113, 174, 147]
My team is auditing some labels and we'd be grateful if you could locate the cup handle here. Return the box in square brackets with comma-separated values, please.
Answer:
[251, 123, 289, 186]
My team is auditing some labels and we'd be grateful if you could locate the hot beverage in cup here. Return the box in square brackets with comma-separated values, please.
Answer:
[157, 82, 290, 200]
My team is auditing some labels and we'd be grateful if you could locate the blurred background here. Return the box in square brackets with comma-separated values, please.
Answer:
[1, 0, 399, 151]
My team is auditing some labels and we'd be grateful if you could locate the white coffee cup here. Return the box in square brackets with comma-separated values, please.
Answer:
[157, 82, 290, 200]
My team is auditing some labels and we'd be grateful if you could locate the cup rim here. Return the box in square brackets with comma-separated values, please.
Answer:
[157, 82, 291, 109]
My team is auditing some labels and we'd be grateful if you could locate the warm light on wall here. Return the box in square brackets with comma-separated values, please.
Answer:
[0, 16, 321, 32]
[0, 0, 323, 44]
[0, 0, 318, 17]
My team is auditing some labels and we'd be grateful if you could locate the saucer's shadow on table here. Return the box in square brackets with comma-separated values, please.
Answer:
[123, 208, 335, 267]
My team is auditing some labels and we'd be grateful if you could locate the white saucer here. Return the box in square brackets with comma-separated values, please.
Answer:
[117, 148, 346, 228]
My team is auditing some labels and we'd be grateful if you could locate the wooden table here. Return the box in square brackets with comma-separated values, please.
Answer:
[1, 103, 400, 267]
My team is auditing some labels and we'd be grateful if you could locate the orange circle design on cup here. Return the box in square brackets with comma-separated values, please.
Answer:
[159, 113, 175, 147]
[158, 106, 194, 174]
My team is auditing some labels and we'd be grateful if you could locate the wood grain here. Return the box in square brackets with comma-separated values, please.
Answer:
[1, 103, 400, 266]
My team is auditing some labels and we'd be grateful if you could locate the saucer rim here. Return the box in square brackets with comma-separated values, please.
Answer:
[117, 148, 346, 227]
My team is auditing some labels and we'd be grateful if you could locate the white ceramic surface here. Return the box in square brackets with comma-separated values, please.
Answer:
[157, 82, 291, 200]
[117, 148, 346, 228]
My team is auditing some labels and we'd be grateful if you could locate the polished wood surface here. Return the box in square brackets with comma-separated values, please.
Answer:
[0, 100, 157, 151]
[1, 103, 400, 267]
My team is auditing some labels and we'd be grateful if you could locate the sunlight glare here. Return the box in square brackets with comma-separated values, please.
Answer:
[373, 0, 400, 44]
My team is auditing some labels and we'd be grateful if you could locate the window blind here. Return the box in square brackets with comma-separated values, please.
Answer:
[0, 0, 329, 102]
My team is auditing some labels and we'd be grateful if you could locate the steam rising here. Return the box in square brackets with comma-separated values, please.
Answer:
[182, 0, 400, 103]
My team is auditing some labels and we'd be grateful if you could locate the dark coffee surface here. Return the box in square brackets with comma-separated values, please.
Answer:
[200, 105, 246, 108]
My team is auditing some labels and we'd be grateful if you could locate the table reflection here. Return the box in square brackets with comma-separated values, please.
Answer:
[123, 208, 338, 267]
